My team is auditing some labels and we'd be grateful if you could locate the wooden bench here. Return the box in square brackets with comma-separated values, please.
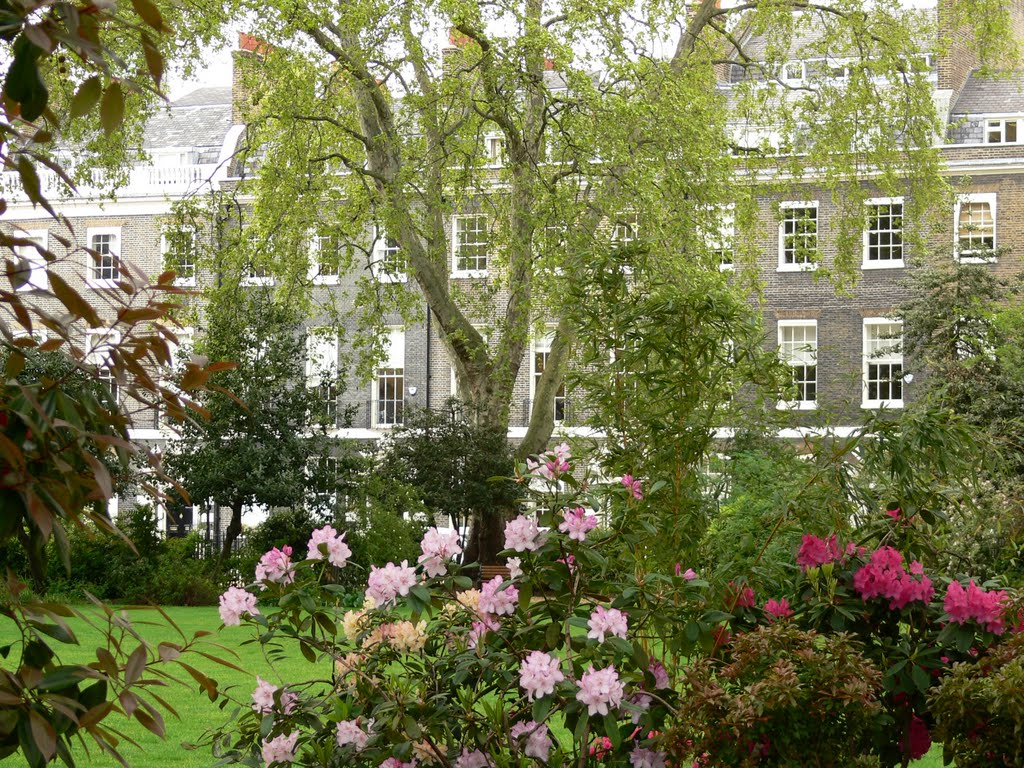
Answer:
[480, 564, 511, 583]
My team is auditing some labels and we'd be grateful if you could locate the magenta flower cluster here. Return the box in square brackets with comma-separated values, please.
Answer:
[944, 580, 1008, 634]
[796, 533, 857, 571]
[852, 546, 934, 610]
[525, 441, 571, 481]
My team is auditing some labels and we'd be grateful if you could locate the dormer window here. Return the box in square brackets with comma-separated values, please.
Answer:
[782, 61, 805, 84]
[986, 118, 1021, 144]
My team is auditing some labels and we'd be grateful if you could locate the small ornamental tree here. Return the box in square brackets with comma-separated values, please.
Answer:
[208, 446, 1020, 768]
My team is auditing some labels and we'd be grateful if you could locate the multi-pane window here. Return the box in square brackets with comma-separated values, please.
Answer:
[88, 229, 120, 284]
[375, 328, 404, 427]
[533, 332, 566, 423]
[611, 213, 639, 247]
[708, 207, 735, 269]
[374, 228, 406, 282]
[86, 329, 121, 404]
[453, 215, 489, 274]
[864, 200, 904, 266]
[778, 322, 817, 408]
[163, 229, 197, 285]
[956, 195, 996, 259]
[985, 118, 1020, 144]
[242, 261, 273, 284]
[486, 135, 506, 164]
[311, 234, 340, 283]
[864, 320, 904, 407]
[782, 61, 806, 84]
[14, 230, 47, 291]
[779, 203, 818, 268]
[307, 330, 338, 426]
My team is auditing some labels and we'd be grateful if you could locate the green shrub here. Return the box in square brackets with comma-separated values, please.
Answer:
[150, 534, 223, 606]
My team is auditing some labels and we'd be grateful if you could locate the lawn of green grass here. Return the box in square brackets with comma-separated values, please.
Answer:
[0, 606, 947, 767]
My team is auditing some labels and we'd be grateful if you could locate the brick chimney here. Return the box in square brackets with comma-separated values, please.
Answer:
[232, 32, 270, 124]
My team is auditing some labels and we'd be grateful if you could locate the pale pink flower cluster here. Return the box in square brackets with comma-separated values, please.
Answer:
[853, 547, 934, 610]
[526, 442, 571, 481]
[454, 749, 490, 768]
[261, 732, 298, 765]
[467, 617, 499, 649]
[576, 665, 625, 716]
[764, 598, 793, 622]
[648, 659, 670, 689]
[621, 473, 643, 500]
[624, 692, 652, 723]
[418, 527, 463, 578]
[306, 525, 352, 568]
[256, 546, 295, 588]
[504, 516, 543, 552]
[336, 720, 370, 751]
[219, 586, 260, 626]
[559, 507, 598, 541]
[479, 575, 519, 616]
[252, 677, 298, 715]
[518, 651, 565, 700]
[510, 721, 553, 761]
[683, 568, 697, 580]
[366, 561, 418, 607]
[944, 580, 1008, 634]
[631, 746, 667, 768]
[587, 606, 628, 643]
[380, 759, 417, 768]
[506, 557, 523, 579]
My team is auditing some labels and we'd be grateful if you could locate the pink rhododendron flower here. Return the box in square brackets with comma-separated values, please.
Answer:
[454, 749, 490, 768]
[365, 560, 418, 607]
[624, 693, 652, 723]
[648, 659, 669, 689]
[631, 746, 667, 768]
[944, 580, 1008, 634]
[467, 619, 495, 650]
[683, 568, 697, 581]
[519, 651, 565, 699]
[380, 759, 417, 768]
[576, 665, 625, 716]
[504, 515, 543, 552]
[589, 736, 613, 760]
[853, 547, 934, 610]
[418, 527, 463, 578]
[252, 677, 297, 715]
[261, 732, 298, 765]
[256, 546, 295, 588]
[307, 525, 352, 568]
[621, 474, 643, 500]
[506, 557, 523, 579]
[796, 534, 843, 570]
[510, 721, 553, 761]
[764, 598, 793, 622]
[559, 506, 598, 541]
[219, 586, 260, 626]
[480, 575, 518, 616]
[587, 606, 629, 643]
[728, 582, 755, 608]
[336, 720, 369, 751]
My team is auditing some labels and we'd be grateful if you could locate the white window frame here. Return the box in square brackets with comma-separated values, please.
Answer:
[309, 233, 341, 286]
[372, 227, 407, 284]
[862, 197, 905, 269]
[452, 214, 489, 278]
[862, 318, 904, 409]
[985, 117, 1021, 144]
[307, 329, 340, 426]
[778, 201, 819, 272]
[777, 320, 818, 411]
[781, 61, 806, 85]
[14, 229, 48, 291]
[708, 205, 735, 271]
[485, 134, 506, 166]
[86, 328, 122, 404]
[611, 212, 639, 247]
[86, 227, 121, 288]
[161, 228, 197, 287]
[373, 327, 405, 428]
[531, 329, 567, 425]
[954, 192, 997, 263]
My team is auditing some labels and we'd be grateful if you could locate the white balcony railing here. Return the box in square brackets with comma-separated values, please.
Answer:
[2, 162, 220, 204]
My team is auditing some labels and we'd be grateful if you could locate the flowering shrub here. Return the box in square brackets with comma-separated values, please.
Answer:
[208, 453, 1020, 768]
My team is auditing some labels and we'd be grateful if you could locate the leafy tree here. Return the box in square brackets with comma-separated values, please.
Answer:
[207, 0, 1017, 561]
[377, 401, 517, 563]
[164, 287, 345, 562]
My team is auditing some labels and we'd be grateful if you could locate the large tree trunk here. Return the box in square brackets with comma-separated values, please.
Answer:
[20, 528, 48, 594]
[218, 500, 243, 566]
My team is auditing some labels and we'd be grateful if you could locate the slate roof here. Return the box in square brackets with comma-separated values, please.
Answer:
[951, 70, 1024, 115]
[143, 88, 234, 153]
